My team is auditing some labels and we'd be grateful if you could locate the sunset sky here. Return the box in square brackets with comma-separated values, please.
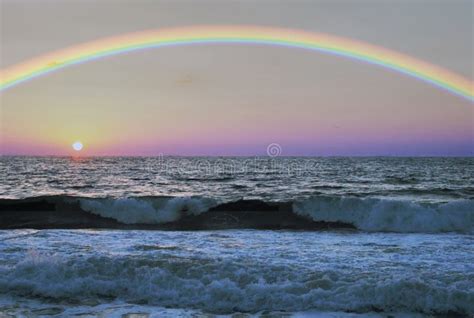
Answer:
[1, 0, 472, 156]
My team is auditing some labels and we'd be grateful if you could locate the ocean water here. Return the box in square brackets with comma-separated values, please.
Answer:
[0, 156, 473, 316]
[2, 156, 473, 202]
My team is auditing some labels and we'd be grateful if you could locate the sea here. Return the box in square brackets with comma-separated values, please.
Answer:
[0, 156, 473, 317]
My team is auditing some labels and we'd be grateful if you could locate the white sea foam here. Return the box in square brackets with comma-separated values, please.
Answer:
[1, 229, 473, 315]
[0, 298, 426, 318]
[79, 197, 216, 224]
[293, 196, 474, 233]
[0, 249, 472, 315]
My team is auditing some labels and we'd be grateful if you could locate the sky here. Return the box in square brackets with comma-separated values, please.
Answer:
[0, 0, 473, 156]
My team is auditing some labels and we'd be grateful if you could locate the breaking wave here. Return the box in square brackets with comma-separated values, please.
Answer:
[0, 252, 472, 315]
[79, 197, 217, 224]
[79, 195, 474, 233]
[1, 195, 473, 233]
[293, 196, 474, 233]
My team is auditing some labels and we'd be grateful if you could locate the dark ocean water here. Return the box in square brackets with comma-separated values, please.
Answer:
[0, 156, 473, 316]
[2, 156, 473, 202]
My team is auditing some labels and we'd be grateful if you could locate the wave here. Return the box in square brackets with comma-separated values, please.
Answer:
[293, 196, 474, 233]
[1, 195, 473, 233]
[79, 197, 217, 224]
[0, 253, 472, 315]
[80, 196, 474, 233]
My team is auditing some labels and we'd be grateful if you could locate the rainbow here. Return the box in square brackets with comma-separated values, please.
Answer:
[0, 25, 472, 101]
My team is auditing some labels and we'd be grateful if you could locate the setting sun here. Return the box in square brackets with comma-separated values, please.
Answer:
[72, 141, 83, 151]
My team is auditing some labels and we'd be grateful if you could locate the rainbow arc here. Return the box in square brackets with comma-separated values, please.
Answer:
[0, 25, 472, 101]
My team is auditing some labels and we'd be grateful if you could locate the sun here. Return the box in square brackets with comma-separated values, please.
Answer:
[72, 141, 83, 151]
